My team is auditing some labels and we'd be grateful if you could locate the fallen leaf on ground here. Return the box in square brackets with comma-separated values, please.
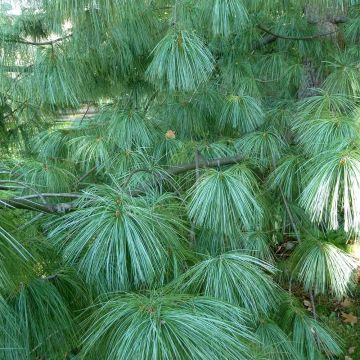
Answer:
[340, 298, 353, 307]
[341, 312, 358, 325]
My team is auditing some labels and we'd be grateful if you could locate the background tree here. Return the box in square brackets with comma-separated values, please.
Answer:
[1, 0, 360, 359]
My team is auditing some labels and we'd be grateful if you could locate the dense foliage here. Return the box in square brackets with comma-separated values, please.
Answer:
[1, 0, 360, 359]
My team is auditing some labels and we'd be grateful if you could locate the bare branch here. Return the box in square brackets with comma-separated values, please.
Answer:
[77, 165, 97, 183]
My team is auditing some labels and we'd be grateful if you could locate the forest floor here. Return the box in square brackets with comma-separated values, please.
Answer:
[318, 273, 360, 360]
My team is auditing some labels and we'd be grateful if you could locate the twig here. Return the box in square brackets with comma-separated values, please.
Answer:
[0, 154, 244, 213]
[3, 34, 72, 46]
[77, 165, 97, 183]
[79, 104, 91, 125]
[257, 24, 338, 41]
[0, 180, 47, 204]
[144, 91, 159, 113]
[14, 193, 81, 200]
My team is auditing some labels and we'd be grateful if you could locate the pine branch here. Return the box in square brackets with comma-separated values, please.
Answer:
[77, 165, 97, 183]
[15, 193, 81, 200]
[2, 34, 72, 46]
[253, 34, 277, 49]
[166, 154, 243, 176]
[257, 24, 338, 41]
[0, 154, 243, 213]
[0, 198, 76, 213]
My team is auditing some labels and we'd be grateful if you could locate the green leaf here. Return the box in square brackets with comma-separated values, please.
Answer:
[48, 184, 187, 292]
[187, 166, 263, 234]
[171, 252, 280, 316]
[268, 155, 303, 201]
[201, 0, 249, 37]
[235, 128, 287, 168]
[323, 53, 360, 97]
[255, 319, 300, 360]
[297, 89, 355, 118]
[293, 115, 357, 156]
[11, 159, 75, 193]
[300, 148, 360, 233]
[104, 108, 157, 150]
[11, 279, 74, 358]
[239, 231, 275, 262]
[146, 30, 214, 91]
[0, 3, 12, 12]
[82, 292, 258, 359]
[290, 238, 358, 298]
[220, 92, 264, 133]
[279, 297, 342, 360]
[0, 296, 24, 360]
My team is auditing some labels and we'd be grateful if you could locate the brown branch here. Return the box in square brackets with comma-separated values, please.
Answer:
[253, 34, 277, 49]
[257, 24, 338, 41]
[3, 34, 72, 46]
[0, 198, 76, 213]
[0, 154, 243, 213]
[79, 104, 92, 125]
[14, 193, 81, 200]
[166, 154, 243, 176]
[77, 165, 97, 183]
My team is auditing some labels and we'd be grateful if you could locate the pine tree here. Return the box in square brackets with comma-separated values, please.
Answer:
[1, 0, 360, 359]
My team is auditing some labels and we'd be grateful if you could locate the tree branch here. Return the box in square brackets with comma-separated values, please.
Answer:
[14, 193, 81, 200]
[0, 154, 243, 213]
[253, 34, 277, 49]
[77, 165, 97, 183]
[166, 154, 243, 176]
[0, 198, 76, 213]
[257, 24, 338, 41]
[2, 34, 72, 46]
